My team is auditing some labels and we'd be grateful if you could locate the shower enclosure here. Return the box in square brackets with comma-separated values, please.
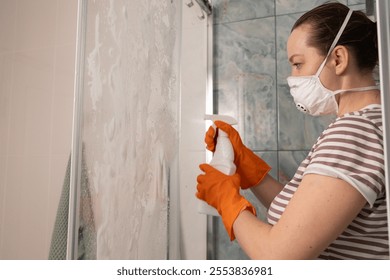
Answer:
[67, 0, 208, 259]
[0, 0, 389, 260]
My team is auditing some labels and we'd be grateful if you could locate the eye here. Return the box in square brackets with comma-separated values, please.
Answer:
[292, 63, 302, 70]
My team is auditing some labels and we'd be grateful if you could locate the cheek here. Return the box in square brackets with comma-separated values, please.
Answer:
[318, 67, 339, 90]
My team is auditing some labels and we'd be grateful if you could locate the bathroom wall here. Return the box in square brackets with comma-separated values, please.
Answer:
[0, 0, 78, 259]
[77, 0, 208, 259]
[212, 0, 366, 259]
[0, 0, 210, 260]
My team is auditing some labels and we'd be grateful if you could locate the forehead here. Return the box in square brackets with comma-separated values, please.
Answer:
[287, 24, 321, 60]
[287, 25, 310, 55]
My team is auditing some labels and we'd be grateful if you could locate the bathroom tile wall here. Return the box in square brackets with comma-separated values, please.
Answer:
[0, 0, 77, 259]
[212, 0, 367, 259]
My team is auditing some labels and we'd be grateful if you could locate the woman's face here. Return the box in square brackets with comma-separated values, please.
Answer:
[287, 24, 336, 89]
[287, 24, 324, 76]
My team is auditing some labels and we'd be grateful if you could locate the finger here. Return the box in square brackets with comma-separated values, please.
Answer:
[195, 185, 205, 200]
[214, 120, 240, 144]
[205, 126, 216, 151]
[199, 163, 215, 173]
[205, 125, 215, 139]
[214, 120, 232, 134]
[196, 173, 206, 184]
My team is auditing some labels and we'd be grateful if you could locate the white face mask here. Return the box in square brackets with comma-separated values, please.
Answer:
[287, 9, 379, 116]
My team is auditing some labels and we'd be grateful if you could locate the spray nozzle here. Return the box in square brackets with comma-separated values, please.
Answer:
[204, 114, 237, 137]
[204, 114, 237, 125]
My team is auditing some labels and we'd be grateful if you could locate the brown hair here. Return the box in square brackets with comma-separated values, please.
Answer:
[292, 1, 378, 71]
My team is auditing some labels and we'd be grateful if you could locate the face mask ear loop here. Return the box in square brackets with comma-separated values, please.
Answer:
[315, 9, 353, 77]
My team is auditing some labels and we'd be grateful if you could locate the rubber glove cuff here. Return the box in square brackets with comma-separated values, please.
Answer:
[196, 164, 256, 241]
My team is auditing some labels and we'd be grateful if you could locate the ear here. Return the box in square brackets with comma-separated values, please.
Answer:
[332, 45, 349, 75]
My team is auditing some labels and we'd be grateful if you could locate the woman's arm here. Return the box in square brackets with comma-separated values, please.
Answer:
[233, 174, 367, 259]
[250, 174, 284, 209]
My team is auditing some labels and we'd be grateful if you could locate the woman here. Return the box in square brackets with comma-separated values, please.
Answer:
[196, 2, 388, 259]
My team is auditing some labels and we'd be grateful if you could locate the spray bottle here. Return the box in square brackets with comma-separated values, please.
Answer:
[198, 114, 237, 216]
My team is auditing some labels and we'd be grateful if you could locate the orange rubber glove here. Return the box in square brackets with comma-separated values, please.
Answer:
[196, 163, 256, 241]
[205, 121, 271, 189]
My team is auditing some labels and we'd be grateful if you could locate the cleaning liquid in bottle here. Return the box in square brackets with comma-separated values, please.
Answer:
[198, 114, 237, 216]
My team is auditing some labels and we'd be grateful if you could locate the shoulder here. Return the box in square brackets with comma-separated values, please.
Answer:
[334, 104, 381, 131]
[318, 104, 383, 148]
[305, 105, 385, 205]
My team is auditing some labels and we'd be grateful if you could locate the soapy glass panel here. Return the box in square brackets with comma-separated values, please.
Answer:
[76, 0, 180, 259]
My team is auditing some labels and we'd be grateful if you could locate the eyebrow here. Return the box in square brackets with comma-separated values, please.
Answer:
[288, 54, 304, 63]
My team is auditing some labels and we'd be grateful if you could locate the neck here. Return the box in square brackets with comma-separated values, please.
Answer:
[336, 69, 381, 115]
[337, 88, 381, 116]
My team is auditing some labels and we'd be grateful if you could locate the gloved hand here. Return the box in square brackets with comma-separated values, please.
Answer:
[196, 164, 256, 241]
[205, 121, 271, 189]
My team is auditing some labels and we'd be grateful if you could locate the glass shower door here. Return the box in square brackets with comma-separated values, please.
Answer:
[69, 0, 182, 259]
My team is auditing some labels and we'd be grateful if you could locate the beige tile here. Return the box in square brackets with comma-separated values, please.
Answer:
[10, 49, 55, 156]
[1, 156, 23, 259]
[0, 54, 13, 156]
[0, 0, 17, 53]
[7, 80, 27, 156]
[19, 155, 50, 259]
[0, 156, 6, 241]
[51, 45, 75, 155]
[14, 0, 58, 50]
[56, 0, 78, 46]
[0, 0, 77, 260]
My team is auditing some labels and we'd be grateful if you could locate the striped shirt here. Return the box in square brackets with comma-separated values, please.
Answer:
[268, 104, 389, 259]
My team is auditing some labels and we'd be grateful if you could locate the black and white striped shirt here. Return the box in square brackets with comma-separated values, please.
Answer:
[268, 104, 388, 259]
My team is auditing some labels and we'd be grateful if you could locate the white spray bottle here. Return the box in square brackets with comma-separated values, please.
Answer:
[198, 114, 237, 216]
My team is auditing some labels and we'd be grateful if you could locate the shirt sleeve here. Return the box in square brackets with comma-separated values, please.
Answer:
[303, 114, 384, 207]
